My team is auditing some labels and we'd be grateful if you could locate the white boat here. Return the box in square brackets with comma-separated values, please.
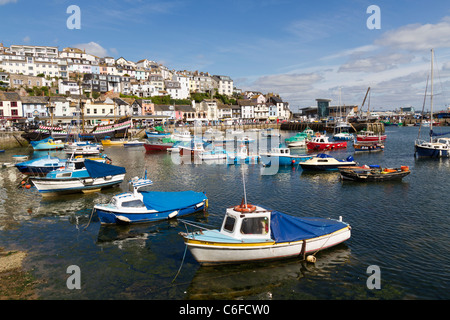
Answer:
[93, 173, 208, 224]
[179, 202, 351, 265]
[12, 155, 29, 161]
[260, 147, 312, 166]
[64, 141, 103, 155]
[299, 153, 357, 171]
[30, 158, 126, 196]
[226, 145, 260, 165]
[123, 140, 146, 147]
[198, 146, 228, 161]
[415, 49, 450, 158]
[173, 130, 193, 141]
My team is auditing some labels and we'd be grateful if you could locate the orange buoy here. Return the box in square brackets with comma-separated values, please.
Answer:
[25, 184, 31, 189]
[233, 204, 256, 213]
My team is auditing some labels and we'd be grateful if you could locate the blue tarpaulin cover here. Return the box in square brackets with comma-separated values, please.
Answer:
[84, 159, 126, 178]
[140, 190, 206, 211]
[270, 210, 347, 243]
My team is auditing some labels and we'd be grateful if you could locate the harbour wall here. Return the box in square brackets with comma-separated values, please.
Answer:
[280, 122, 385, 133]
[0, 132, 29, 150]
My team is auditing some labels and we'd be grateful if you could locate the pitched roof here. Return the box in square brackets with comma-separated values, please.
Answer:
[0, 92, 20, 101]
[21, 96, 50, 104]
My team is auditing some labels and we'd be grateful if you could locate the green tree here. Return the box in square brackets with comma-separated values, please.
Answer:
[92, 91, 100, 99]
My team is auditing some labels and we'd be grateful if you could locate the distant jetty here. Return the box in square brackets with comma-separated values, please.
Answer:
[281, 122, 385, 134]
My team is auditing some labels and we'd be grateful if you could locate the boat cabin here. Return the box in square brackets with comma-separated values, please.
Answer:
[309, 135, 330, 143]
[219, 205, 273, 242]
[111, 192, 147, 209]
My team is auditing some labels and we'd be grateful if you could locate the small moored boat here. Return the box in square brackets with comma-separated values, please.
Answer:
[30, 137, 65, 151]
[300, 153, 357, 171]
[339, 165, 411, 181]
[94, 173, 208, 224]
[353, 142, 384, 153]
[306, 134, 347, 151]
[179, 201, 351, 265]
[30, 158, 126, 196]
[123, 140, 145, 147]
[260, 147, 312, 166]
[355, 131, 387, 143]
[15, 155, 67, 175]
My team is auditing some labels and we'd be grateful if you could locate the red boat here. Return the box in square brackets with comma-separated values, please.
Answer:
[144, 138, 175, 151]
[356, 131, 387, 142]
[306, 135, 347, 151]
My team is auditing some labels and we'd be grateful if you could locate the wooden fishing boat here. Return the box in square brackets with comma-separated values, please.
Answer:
[338, 165, 411, 181]
[355, 130, 387, 143]
[179, 201, 351, 265]
[353, 142, 384, 153]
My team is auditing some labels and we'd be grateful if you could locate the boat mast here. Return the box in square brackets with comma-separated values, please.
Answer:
[430, 48, 434, 142]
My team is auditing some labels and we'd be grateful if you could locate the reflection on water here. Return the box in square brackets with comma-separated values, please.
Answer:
[186, 246, 352, 300]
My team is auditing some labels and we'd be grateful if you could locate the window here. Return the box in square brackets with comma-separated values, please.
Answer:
[240, 217, 269, 235]
[11, 109, 18, 116]
[122, 200, 145, 208]
[223, 216, 236, 233]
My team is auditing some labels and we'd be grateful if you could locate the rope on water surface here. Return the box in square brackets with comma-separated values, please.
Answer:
[172, 222, 190, 283]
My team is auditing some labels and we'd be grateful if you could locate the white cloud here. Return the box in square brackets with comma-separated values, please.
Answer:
[73, 42, 108, 57]
[23, 36, 30, 43]
[252, 73, 324, 94]
[338, 52, 415, 73]
[0, 0, 17, 5]
[376, 17, 450, 51]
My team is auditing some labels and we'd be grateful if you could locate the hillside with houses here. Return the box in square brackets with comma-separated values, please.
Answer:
[0, 44, 292, 128]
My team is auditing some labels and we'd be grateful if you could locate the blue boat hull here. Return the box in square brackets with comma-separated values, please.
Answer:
[95, 202, 207, 224]
[415, 145, 450, 158]
[261, 155, 312, 166]
[16, 165, 62, 175]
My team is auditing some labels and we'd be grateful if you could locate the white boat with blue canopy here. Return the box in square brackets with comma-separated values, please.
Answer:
[30, 158, 126, 196]
[179, 202, 351, 265]
[94, 172, 208, 224]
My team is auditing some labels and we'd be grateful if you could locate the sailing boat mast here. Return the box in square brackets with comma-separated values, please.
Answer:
[430, 48, 434, 142]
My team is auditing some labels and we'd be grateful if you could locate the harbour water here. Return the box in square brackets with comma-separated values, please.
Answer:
[0, 126, 449, 300]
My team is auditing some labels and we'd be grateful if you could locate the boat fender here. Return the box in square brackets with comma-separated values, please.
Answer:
[116, 215, 131, 224]
[306, 255, 317, 263]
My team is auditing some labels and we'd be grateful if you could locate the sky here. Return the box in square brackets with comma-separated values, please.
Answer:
[2, 0, 450, 112]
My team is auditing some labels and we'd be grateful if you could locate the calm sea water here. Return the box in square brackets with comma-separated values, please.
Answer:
[0, 126, 449, 300]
